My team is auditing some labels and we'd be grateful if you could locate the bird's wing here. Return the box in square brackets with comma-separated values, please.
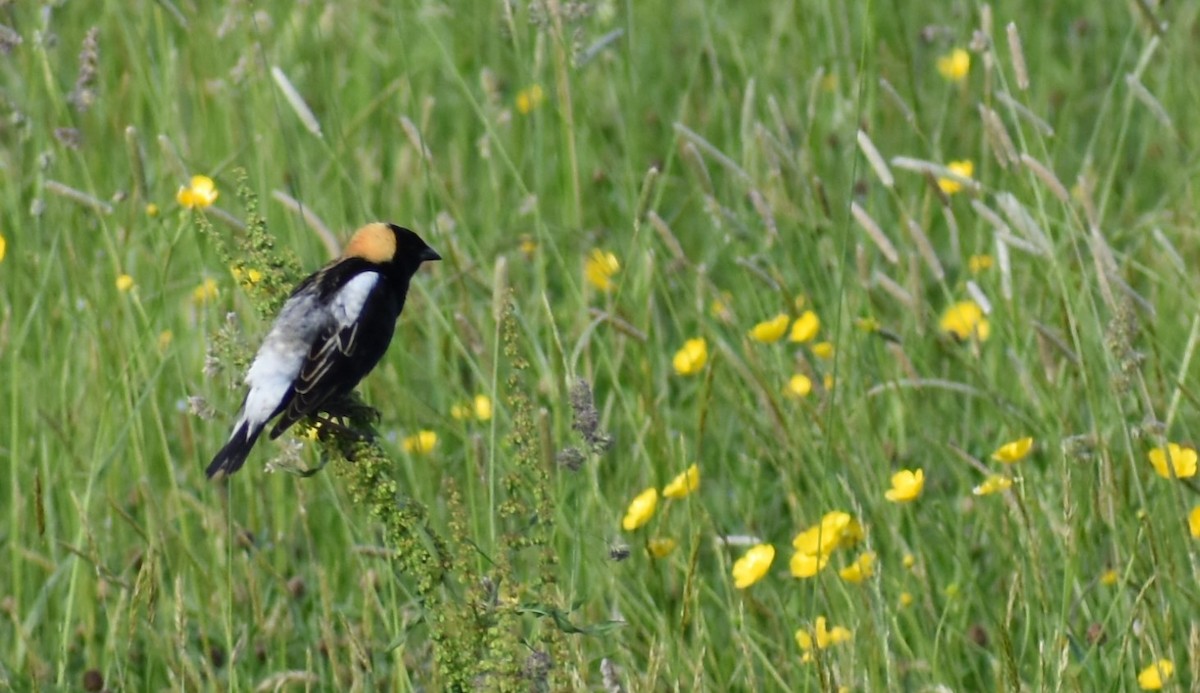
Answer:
[268, 271, 382, 437]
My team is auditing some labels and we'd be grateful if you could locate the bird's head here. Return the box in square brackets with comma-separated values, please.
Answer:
[342, 222, 441, 274]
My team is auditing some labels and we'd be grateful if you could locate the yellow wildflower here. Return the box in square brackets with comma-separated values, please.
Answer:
[784, 374, 813, 398]
[1137, 660, 1174, 691]
[662, 464, 699, 499]
[518, 234, 537, 257]
[937, 48, 970, 82]
[1099, 569, 1119, 586]
[621, 487, 658, 531]
[902, 553, 916, 569]
[839, 551, 876, 583]
[145, 203, 159, 217]
[899, 592, 914, 608]
[192, 278, 219, 304]
[811, 341, 835, 359]
[795, 617, 852, 662]
[789, 310, 820, 343]
[472, 394, 493, 421]
[116, 274, 134, 292]
[515, 84, 546, 115]
[673, 338, 708, 376]
[792, 511, 861, 556]
[937, 160, 975, 195]
[992, 437, 1034, 464]
[451, 394, 493, 422]
[1148, 443, 1198, 479]
[1190, 505, 1200, 538]
[939, 299, 990, 341]
[885, 468, 925, 503]
[732, 544, 775, 589]
[402, 430, 438, 454]
[157, 330, 173, 351]
[973, 474, 1013, 496]
[584, 249, 620, 292]
[710, 297, 733, 322]
[789, 551, 830, 578]
[647, 537, 677, 559]
[0, 233, 5, 262]
[748, 314, 789, 343]
[230, 266, 264, 288]
[968, 254, 993, 273]
[823, 374, 835, 391]
[177, 174, 219, 209]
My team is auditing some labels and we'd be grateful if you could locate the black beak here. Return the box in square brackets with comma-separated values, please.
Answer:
[421, 247, 442, 262]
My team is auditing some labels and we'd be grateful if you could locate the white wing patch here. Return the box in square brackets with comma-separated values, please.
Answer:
[331, 272, 379, 328]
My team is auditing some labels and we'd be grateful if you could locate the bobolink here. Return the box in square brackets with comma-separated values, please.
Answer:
[207, 222, 440, 478]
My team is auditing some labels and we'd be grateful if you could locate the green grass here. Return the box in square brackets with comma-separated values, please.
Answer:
[4, 0, 1200, 690]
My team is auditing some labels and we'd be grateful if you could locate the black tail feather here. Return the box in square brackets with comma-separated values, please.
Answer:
[206, 423, 264, 478]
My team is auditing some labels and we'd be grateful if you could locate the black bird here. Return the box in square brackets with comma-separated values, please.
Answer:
[207, 222, 440, 478]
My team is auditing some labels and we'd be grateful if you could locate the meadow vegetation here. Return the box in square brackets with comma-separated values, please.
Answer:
[3, 0, 1200, 690]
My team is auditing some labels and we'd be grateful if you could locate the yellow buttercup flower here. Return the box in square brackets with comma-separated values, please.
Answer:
[115, 274, 134, 292]
[673, 338, 708, 376]
[621, 487, 658, 531]
[937, 48, 970, 82]
[784, 374, 813, 398]
[1099, 569, 1119, 586]
[145, 202, 159, 217]
[177, 174, 219, 209]
[451, 394, 493, 422]
[157, 330, 173, 351]
[789, 310, 820, 343]
[838, 551, 876, 583]
[0, 233, 6, 262]
[748, 314, 789, 343]
[472, 394, 493, 421]
[662, 464, 699, 499]
[711, 292, 734, 322]
[885, 468, 925, 503]
[584, 249, 620, 292]
[230, 266, 264, 288]
[1148, 443, 1198, 479]
[968, 254, 993, 273]
[991, 437, 1034, 464]
[811, 341, 835, 360]
[795, 617, 852, 662]
[788, 551, 830, 578]
[937, 159, 974, 195]
[939, 299, 990, 341]
[402, 430, 438, 454]
[902, 553, 916, 569]
[972, 474, 1013, 496]
[192, 277, 219, 304]
[732, 543, 775, 589]
[1137, 660, 1174, 690]
[515, 84, 546, 115]
[647, 537, 677, 559]
[1190, 505, 1200, 538]
[792, 511, 862, 556]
